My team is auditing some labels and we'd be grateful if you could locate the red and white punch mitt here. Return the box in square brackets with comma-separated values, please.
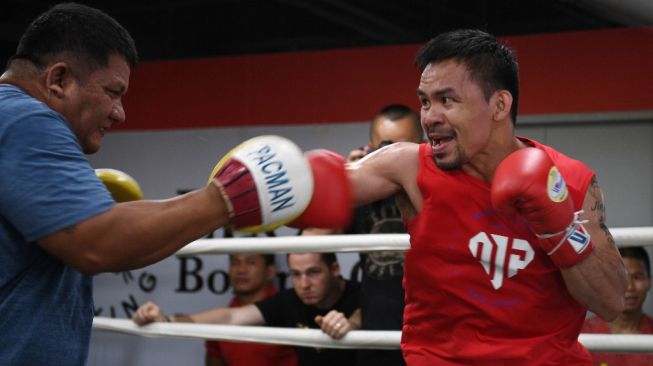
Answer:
[208, 135, 313, 232]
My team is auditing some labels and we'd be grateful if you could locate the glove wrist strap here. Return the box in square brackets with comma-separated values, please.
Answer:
[536, 210, 594, 268]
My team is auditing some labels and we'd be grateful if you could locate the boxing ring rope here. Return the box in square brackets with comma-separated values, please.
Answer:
[94, 226, 653, 353]
[92, 318, 653, 353]
[93, 318, 400, 350]
[176, 226, 653, 256]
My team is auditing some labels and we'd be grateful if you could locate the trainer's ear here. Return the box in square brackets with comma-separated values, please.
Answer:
[492, 90, 513, 122]
[45, 62, 71, 98]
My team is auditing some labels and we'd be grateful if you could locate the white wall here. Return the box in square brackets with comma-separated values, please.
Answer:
[87, 119, 653, 366]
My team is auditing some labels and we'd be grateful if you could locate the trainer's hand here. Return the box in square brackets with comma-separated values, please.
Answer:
[288, 149, 353, 230]
[315, 310, 353, 339]
[95, 168, 143, 202]
[491, 148, 593, 267]
[209, 135, 313, 232]
[133, 301, 167, 325]
[347, 145, 371, 162]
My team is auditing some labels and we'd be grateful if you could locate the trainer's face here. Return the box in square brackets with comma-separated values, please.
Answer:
[417, 60, 494, 170]
[370, 116, 423, 148]
[229, 254, 273, 296]
[289, 253, 339, 308]
[61, 54, 130, 154]
[623, 257, 650, 313]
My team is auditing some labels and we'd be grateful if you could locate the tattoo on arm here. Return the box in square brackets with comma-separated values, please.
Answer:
[588, 177, 615, 245]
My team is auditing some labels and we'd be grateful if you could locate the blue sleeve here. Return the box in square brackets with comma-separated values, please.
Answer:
[0, 110, 114, 243]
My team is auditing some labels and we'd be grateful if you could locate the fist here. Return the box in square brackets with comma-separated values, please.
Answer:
[491, 148, 593, 268]
[315, 310, 352, 339]
[288, 149, 352, 230]
[491, 147, 573, 235]
[132, 301, 166, 325]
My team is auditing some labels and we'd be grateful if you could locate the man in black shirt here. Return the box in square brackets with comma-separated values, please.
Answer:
[346, 104, 424, 366]
[134, 240, 360, 366]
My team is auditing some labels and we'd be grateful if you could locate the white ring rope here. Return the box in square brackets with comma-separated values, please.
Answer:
[176, 227, 653, 256]
[92, 317, 400, 350]
[92, 317, 653, 353]
[176, 234, 409, 256]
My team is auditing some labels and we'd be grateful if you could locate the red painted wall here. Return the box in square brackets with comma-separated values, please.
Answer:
[119, 27, 653, 130]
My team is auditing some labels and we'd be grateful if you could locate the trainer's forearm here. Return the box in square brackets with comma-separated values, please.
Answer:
[40, 184, 230, 274]
[104, 185, 229, 269]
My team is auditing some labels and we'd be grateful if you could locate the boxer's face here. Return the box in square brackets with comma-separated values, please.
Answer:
[417, 59, 494, 171]
[59, 53, 130, 154]
[623, 257, 651, 313]
[229, 254, 274, 296]
[289, 253, 340, 308]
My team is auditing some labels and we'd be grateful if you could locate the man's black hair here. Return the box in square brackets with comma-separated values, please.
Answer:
[10, 2, 138, 72]
[620, 246, 651, 276]
[415, 29, 519, 124]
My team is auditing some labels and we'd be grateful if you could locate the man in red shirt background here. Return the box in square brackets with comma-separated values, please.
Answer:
[205, 252, 297, 366]
[583, 246, 653, 366]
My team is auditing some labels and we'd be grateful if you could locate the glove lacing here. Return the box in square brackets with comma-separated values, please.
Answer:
[535, 210, 589, 256]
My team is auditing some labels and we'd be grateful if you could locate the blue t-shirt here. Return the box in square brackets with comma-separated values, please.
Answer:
[0, 84, 115, 365]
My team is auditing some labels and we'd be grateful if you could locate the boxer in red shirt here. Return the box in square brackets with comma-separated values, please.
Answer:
[346, 29, 627, 365]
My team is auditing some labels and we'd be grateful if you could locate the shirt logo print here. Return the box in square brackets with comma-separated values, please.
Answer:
[468, 232, 535, 289]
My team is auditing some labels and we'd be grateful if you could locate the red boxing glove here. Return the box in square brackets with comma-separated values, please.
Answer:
[288, 149, 353, 230]
[491, 148, 593, 268]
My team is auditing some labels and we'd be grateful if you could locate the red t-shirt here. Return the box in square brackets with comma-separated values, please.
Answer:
[402, 138, 594, 365]
[582, 314, 653, 366]
[205, 287, 298, 366]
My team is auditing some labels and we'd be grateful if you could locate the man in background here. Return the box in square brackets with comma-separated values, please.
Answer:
[134, 235, 361, 366]
[205, 252, 297, 366]
[583, 246, 653, 365]
[347, 104, 423, 366]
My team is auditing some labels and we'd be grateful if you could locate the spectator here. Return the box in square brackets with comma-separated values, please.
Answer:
[583, 246, 653, 366]
[346, 104, 423, 366]
[134, 245, 360, 366]
[204, 252, 297, 366]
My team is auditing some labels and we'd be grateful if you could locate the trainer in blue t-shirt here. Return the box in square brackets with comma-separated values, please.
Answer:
[0, 84, 115, 365]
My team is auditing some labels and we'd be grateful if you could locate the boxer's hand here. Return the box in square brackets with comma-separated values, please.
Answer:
[209, 135, 313, 232]
[95, 168, 143, 202]
[315, 310, 352, 339]
[133, 301, 167, 325]
[288, 149, 353, 230]
[491, 148, 593, 268]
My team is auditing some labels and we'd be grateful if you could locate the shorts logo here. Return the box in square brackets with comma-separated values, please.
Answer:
[469, 232, 535, 290]
[547, 166, 568, 203]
